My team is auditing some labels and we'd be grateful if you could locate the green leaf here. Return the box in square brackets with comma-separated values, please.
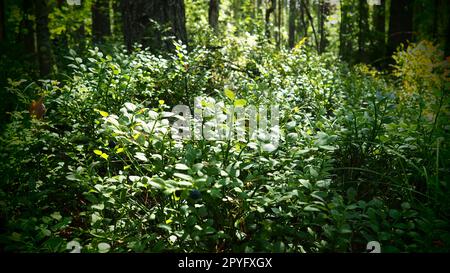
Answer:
[124, 102, 137, 112]
[304, 205, 320, 212]
[50, 212, 62, 221]
[99, 110, 109, 117]
[262, 143, 277, 153]
[224, 89, 235, 100]
[91, 203, 104, 210]
[234, 99, 247, 107]
[175, 163, 189, 170]
[309, 167, 319, 178]
[135, 152, 148, 162]
[173, 173, 193, 181]
[98, 243, 111, 253]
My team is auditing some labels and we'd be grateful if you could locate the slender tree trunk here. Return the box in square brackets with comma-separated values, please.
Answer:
[265, 0, 276, 39]
[298, 0, 308, 38]
[318, 0, 329, 54]
[388, 0, 414, 58]
[339, 0, 353, 62]
[18, 0, 35, 54]
[35, 0, 53, 76]
[372, 0, 385, 66]
[288, 0, 296, 48]
[303, 0, 318, 51]
[0, 0, 5, 42]
[445, 5, 450, 57]
[358, 0, 369, 62]
[208, 0, 220, 32]
[92, 0, 111, 43]
[75, 1, 86, 51]
[276, 0, 282, 48]
[121, 0, 187, 52]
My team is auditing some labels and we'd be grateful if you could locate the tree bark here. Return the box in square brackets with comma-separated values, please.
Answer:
[372, 0, 385, 66]
[265, 0, 276, 39]
[303, 0, 318, 51]
[276, 0, 282, 48]
[318, 0, 330, 54]
[298, 0, 308, 39]
[357, 0, 369, 62]
[288, 0, 296, 48]
[388, 0, 414, 58]
[445, 4, 450, 57]
[208, 0, 220, 32]
[121, 0, 187, 52]
[17, 0, 35, 54]
[92, 0, 111, 43]
[339, 0, 353, 62]
[35, 0, 53, 76]
[0, 0, 5, 42]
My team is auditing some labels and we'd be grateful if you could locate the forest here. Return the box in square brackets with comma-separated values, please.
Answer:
[0, 0, 449, 253]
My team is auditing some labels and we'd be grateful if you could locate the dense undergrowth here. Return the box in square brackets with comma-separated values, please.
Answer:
[0, 35, 449, 252]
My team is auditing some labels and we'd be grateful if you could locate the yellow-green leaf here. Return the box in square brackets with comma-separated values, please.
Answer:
[100, 153, 109, 160]
[99, 111, 109, 117]
[224, 89, 235, 101]
[94, 150, 103, 155]
[234, 99, 247, 107]
[116, 147, 124, 154]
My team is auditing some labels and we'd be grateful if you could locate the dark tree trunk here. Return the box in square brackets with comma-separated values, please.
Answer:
[446, 6, 450, 57]
[208, 0, 220, 32]
[339, 0, 353, 62]
[303, 0, 318, 51]
[0, 0, 5, 42]
[92, 0, 111, 43]
[121, 0, 187, 52]
[357, 0, 369, 62]
[318, 0, 329, 54]
[276, 0, 282, 48]
[18, 0, 35, 54]
[372, 0, 386, 67]
[388, 0, 414, 58]
[265, 0, 276, 39]
[288, 0, 296, 48]
[298, 0, 308, 39]
[35, 0, 53, 76]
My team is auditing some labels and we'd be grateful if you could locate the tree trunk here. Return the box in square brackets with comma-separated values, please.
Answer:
[35, 0, 53, 76]
[298, 0, 308, 39]
[388, 0, 414, 58]
[92, 0, 111, 43]
[265, 0, 276, 39]
[121, 0, 187, 52]
[275, 0, 281, 48]
[18, 0, 35, 54]
[208, 0, 220, 32]
[372, 0, 385, 67]
[357, 0, 369, 62]
[288, 0, 296, 48]
[0, 0, 5, 42]
[445, 4, 450, 57]
[318, 0, 329, 54]
[303, 0, 318, 51]
[339, 0, 353, 62]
